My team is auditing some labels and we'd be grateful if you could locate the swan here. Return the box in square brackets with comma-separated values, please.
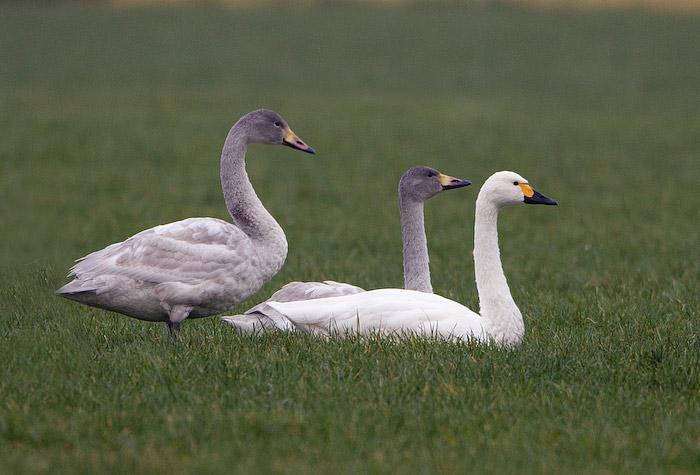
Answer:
[57, 109, 315, 335]
[221, 166, 471, 332]
[254, 171, 557, 346]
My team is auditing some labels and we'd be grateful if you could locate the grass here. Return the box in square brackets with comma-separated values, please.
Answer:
[1, 2, 699, 473]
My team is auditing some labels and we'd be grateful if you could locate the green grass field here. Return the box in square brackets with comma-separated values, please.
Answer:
[1, 3, 699, 473]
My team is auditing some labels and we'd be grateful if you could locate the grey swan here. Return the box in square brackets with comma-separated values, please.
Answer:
[222, 166, 471, 333]
[57, 109, 315, 335]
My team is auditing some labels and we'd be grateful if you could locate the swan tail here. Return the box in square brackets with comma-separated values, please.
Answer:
[222, 304, 295, 334]
[56, 279, 100, 296]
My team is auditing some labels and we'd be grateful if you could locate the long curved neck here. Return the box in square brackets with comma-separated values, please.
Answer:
[399, 193, 432, 293]
[473, 196, 524, 345]
[220, 121, 287, 271]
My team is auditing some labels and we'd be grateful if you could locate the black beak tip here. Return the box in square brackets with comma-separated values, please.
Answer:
[524, 193, 558, 205]
[442, 179, 472, 190]
[283, 139, 316, 154]
[540, 195, 558, 206]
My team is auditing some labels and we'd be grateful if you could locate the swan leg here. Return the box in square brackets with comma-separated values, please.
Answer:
[167, 321, 181, 337]
[165, 305, 192, 339]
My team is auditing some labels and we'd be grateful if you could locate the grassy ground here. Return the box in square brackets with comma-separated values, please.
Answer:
[1, 3, 699, 473]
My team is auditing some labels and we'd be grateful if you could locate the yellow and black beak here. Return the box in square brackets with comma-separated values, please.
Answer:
[519, 183, 558, 205]
[282, 127, 315, 154]
[438, 173, 471, 190]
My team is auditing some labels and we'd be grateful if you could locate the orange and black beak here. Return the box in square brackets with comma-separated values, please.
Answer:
[283, 127, 315, 154]
[519, 183, 558, 205]
[438, 173, 471, 190]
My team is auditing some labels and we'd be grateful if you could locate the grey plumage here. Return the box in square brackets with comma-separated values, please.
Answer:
[222, 166, 470, 333]
[57, 109, 314, 335]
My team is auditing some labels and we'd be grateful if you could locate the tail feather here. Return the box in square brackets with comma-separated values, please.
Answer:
[56, 279, 99, 296]
[222, 304, 295, 334]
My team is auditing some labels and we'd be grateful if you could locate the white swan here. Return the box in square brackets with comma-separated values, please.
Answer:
[254, 171, 557, 346]
[221, 166, 471, 333]
[57, 109, 315, 335]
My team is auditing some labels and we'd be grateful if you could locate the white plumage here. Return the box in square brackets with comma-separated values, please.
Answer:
[221, 280, 365, 333]
[266, 289, 484, 340]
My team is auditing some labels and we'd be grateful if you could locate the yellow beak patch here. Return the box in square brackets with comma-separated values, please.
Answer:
[519, 183, 534, 198]
[283, 128, 297, 142]
[438, 173, 457, 186]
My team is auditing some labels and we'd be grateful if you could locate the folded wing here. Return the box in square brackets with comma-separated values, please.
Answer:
[265, 288, 485, 340]
[62, 218, 253, 288]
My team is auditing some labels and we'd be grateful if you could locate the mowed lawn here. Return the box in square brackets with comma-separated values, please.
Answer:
[1, 3, 699, 473]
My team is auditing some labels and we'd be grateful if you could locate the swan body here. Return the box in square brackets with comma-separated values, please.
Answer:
[222, 167, 470, 333]
[266, 289, 483, 341]
[59, 217, 282, 321]
[57, 109, 315, 333]
[243, 171, 557, 346]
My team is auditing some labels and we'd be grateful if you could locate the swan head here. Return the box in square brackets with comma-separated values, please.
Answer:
[242, 109, 315, 154]
[399, 166, 471, 202]
[480, 171, 558, 208]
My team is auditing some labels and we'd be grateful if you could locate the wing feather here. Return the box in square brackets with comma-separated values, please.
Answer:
[268, 280, 366, 303]
[69, 218, 255, 286]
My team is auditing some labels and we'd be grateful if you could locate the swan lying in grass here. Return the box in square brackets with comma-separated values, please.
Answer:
[238, 171, 556, 346]
[222, 166, 471, 332]
[57, 109, 315, 336]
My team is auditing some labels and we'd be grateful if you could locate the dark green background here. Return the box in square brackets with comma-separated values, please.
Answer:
[1, 3, 698, 473]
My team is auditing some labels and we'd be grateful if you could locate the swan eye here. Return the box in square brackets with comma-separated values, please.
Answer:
[513, 181, 519, 185]
[273, 121, 281, 128]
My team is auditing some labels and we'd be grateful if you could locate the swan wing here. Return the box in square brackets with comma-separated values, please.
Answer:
[267, 288, 485, 340]
[267, 280, 366, 302]
[63, 217, 256, 289]
[221, 280, 366, 333]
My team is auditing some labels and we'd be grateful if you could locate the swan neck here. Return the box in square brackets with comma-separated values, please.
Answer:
[473, 196, 524, 345]
[220, 122, 286, 264]
[399, 194, 432, 293]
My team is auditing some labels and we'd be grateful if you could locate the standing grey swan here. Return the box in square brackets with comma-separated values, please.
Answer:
[243, 171, 556, 346]
[57, 109, 315, 335]
[221, 166, 471, 332]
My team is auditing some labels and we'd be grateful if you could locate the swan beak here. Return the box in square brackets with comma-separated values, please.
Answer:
[439, 173, 471, 190]
[283, 128, 316, 154]
[520, 183, 558, 205]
